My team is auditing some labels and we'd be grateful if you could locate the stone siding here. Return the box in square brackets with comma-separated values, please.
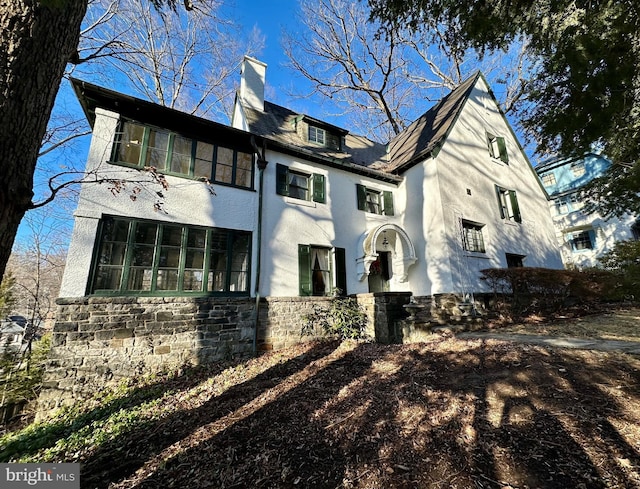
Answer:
[39, 292, 413, 418]
[39, 296, 255, 415]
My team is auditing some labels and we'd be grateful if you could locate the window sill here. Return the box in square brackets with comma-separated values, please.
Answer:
[284, 196, 317, 208]
[464, 253, 490, 259]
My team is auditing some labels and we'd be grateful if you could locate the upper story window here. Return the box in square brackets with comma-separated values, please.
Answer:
[541, 173, 556, 186]
[276, 163, 325, 203]
[356, 184, 394, 216]
[462, 220, 486, 253]
[308, 126, 326, 145]
[495, 185, 522, 223]
[568, 229, 595, 251]
[570, 161, 586, 177]
[554, 194, 584, 215]
[487, 133, 509, 163]
[113, 120, 254, 189]
[91, 217, 251, 296]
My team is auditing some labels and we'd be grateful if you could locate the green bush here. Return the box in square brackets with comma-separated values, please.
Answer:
[301, 297, 368, 340]
[598, 239, 640, 298]
[0, 334, 51, 410]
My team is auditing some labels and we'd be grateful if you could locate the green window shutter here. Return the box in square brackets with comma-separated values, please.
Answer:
[356, 184, 367, 211]
[509, 190, 521, 222]
[298, 244, 312, 296]
[312, 173, 325, 203]
[495, 185, 506, 219]
[383, 191, 394, 216]
[498, 137, 509, 163]
[334, 247, 347, 296]
[276, 163, 289, 196]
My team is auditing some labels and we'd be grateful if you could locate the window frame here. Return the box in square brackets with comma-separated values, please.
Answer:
[570, 230, 595, 251]
[356, 184, 394, 216]
[486, 132, 509, 163]
[541, 172, 556, 186]
[298, 245, 347, 296]
[308, 126, 326, 146]
[112, 120, 254, 189]
[276, 164, 325, 203]
[570, 161, 586, 177]
[461, 220, 486, 253]
[495, 185, 522, 223]
[89, 217, 251, 296]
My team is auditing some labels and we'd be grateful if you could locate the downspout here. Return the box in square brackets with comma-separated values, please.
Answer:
[252, 137, 268, 355]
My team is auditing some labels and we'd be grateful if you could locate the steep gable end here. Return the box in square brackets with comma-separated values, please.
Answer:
[385, 72, 480, 174]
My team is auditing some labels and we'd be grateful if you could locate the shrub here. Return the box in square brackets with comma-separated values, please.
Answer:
[480, 267, 624, 319]
[598, 239, 640, 298]
[301, 297, 368, 340]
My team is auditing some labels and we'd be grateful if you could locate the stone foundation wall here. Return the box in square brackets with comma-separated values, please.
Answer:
[39, 296, 256, 415]
[257, 296, 333, 351]
[38, 292, 414, 418]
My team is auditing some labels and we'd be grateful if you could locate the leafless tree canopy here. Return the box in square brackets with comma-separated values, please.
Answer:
[283, 0, 534, 142]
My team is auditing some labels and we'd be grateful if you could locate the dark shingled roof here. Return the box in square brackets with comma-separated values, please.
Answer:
[243, 101, 389, 168]
[242, 73, 480, 176]
[384, 72, 480, 174]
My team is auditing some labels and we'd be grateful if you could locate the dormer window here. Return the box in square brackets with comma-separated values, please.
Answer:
[308, 126, 326, 145]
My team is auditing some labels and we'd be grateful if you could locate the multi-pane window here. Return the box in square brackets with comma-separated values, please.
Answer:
[91, 217, 250, 295]
[365, 189, 381, 214]
[113, 120, 254, 189]
[569, 230, 595, 251]
[356, 184, 394, 216]
[276, 164, 325, 203]
[570, 161, 586, 177]
[462, 220, 485, 253]
[288, 170, 311, 200]
[487, 133, 509, 163]
[298, 245, 347, 296]
[495, 185, 522, 222]
[308, 126, 326, 145]
[555, 194, 584, 215]
[541, 173, 556, 186]
[555, 197, 569, 215]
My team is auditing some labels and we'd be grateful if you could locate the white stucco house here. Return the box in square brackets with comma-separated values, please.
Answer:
[60, 57, 562, 306]
[536, 153, 640, 269]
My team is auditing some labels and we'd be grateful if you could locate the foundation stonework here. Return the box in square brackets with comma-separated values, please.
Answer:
[38, 293, 414, 418]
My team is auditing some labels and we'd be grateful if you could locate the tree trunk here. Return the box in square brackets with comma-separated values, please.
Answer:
[0, 0, 88, 282]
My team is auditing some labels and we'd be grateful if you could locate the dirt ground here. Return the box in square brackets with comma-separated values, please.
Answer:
[9, 307, 640, 488]
[494, 305, 640, 343]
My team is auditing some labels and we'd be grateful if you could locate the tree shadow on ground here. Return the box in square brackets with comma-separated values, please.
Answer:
[80, 340, 344, 487]
[0, 356, 250, 462]
[75, 337, 640, 489]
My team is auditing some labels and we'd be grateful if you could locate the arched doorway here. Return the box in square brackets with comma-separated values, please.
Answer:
[356, 224, 417, 292]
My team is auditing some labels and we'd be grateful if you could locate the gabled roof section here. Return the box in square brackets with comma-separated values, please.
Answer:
[243, 101, 389, 168]
[384, 72, 481, 174]
[70, 78, 255, 152]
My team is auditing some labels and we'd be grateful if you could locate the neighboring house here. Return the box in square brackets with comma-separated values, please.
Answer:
[536, 153, 639, 269]
[0, 317, 26, 353]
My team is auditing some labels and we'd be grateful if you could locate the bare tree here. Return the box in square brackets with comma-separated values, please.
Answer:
[73, 0, 263, 121]
[7, 213, 67, 334]
[283, 0, 533, 142]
